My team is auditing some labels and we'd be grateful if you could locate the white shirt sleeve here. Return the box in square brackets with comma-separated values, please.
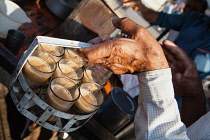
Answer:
[134, 68, 189, 140]
[187, 111, 210, 140]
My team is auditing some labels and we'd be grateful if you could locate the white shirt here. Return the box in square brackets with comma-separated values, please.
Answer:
[119, 74, 140, 98]
[135, 68, 210, 139]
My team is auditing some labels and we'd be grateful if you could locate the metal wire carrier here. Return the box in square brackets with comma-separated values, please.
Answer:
[9, 36, 98, 132]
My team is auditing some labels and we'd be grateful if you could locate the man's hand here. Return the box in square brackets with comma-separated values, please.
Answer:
[78, 17, 168, 75]
[121, 0, 159, 23]
[162, 40, 204, 97]
[162, 40, 206, 127]
[122, 0, 142, 11]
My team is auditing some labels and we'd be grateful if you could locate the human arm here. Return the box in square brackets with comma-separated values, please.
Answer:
[135, 69, 189, 139]
[187, 111, 210, 140]
[162, 40, 206, 127]
[78, 17, 190, 139]
[121, 0, 159, 24]
[78, 17, 168, 74]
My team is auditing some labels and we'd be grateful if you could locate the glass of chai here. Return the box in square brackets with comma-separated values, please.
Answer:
[82, 66, 108, 89]
[36, 44, 65, 63]
[53, 58, 83, 84]
[46, 77, 79, 121]
[70, 82, 104, 115]
[22, 50, 56, 89]
[63, 48, 86, 68]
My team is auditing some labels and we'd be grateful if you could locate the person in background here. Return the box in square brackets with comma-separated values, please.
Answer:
[122, 0, 210, 80]
[119, 0, 209, 108]
[78, 17, 209, 139]
[163, 1, 177, 14]
[172, 0, 208, 43]
[183, 0, 208, 13]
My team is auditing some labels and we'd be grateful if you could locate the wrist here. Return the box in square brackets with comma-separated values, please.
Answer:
[137, 68, 174, 100]
[147, 57, 169, 71]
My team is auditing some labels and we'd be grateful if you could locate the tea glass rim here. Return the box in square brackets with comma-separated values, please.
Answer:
[57, 58, 84, 81]
[65, 48, 86, 66]
[78, 82, 104, 108]
[84, 65, 107, 87]
[38, 44, 65, 58]
[49, 77, 80, 102]
[27, 50, 57, 74]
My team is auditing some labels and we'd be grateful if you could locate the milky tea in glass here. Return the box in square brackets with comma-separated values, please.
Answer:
[46, 77, 79, 121]
[82, 66, 107, 89]
[71, 82, 104, 114]
[54, 58, 83, 84]
[46, 77, 79, 111]
[63, 48, 85, 67]
[22, 50, 56, 88]
[36, 44, 64, 63]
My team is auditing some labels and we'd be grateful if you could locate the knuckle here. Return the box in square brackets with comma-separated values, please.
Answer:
[136, 25, 146, 35]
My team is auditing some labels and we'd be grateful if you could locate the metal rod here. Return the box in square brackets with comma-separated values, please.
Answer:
[114, 5, 124, 11]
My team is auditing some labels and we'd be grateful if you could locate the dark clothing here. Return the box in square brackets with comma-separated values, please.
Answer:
[154, 12, 210, 79]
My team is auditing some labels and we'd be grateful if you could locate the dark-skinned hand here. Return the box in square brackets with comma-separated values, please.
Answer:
[162, 40, 204, 97]
[122, 0, 142, 11]
[77, 17, 168, 75]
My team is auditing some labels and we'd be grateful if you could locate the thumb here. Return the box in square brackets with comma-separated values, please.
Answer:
[112, 17, 144, 39]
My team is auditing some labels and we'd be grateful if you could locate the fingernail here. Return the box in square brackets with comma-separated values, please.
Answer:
[164, 40, 176, 46]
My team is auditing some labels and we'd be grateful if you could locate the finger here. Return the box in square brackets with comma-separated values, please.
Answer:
[112, 17, 144, 39]
[87, 37, 103, 45]
[162, 40, 187, 60]
[106, 65, 128, 75]
[162, 46, 176, 63]
[184, 62, 197, 78]
[172, 73, 182, 83]
[122, 1, 137, 7]
[122, 0, 132, 3]
[169, 63, 177, 75]
[78, 38, 124, 62]
[92, 57, 129, 74]
[172, 72, 184, 94]
[133, 6, 140, 11]
[77, 43, 111, 62]
[162, 40, 191, 62]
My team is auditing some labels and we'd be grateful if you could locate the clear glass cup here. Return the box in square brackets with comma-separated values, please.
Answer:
[82, 66, 107, 89]
[63, 48, 85, 67]
[36, 44, 65, 63]
[53, 58, 83, 84]
[22, 50, 56, 88]
[46, 77, 79, 121]
[70, 82, 104, 115]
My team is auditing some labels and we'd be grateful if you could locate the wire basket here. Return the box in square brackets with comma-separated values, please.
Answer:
[8, 36, 101, 133]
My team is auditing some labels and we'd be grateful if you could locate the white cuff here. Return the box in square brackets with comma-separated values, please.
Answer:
[138, 68, 174, 100]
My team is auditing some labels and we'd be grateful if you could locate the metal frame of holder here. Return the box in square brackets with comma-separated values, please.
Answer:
[9, 36, 96, 132]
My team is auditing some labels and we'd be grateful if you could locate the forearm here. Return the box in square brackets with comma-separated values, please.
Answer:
[181, 94, 206, 127]
[135, 68, 189, 139]
[138, 2, 160, 24]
